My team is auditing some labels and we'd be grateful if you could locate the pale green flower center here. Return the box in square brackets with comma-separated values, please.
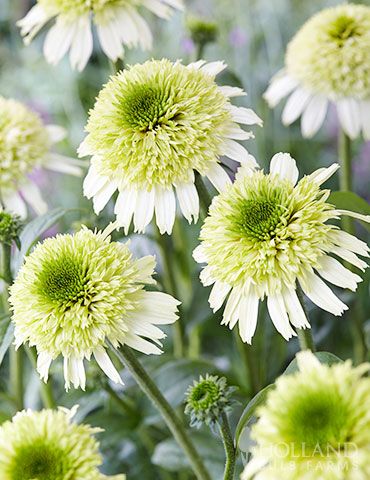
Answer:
[239, 199, 285, 241]
[39, 256, 88, 304]
[286, 4, 370, 99]
[10, 443, 68, 480]
[0, 98, 49, 189]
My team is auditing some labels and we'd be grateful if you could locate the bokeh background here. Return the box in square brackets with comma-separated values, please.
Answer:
[0, 1, 369, 478]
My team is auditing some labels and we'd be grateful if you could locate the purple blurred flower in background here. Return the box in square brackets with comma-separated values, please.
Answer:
[229, 27, 248, 48]
[181, 37, 196, 55]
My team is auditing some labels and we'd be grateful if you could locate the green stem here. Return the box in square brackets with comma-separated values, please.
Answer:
[195, 42, 205, 61]
[25, 347, 56, 409]
[338, 130, 355, 235]
[108, 343, 211, 480]
[155, 227, 186, 357]
[194, 173, 212, 216]
[219, 412, 236, 480]
[233, 332, 261, 395]
[296, 286, 316, 352]
[0, 243, 12, 284]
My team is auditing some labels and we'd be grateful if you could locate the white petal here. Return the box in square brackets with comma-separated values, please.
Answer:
[97, 20, 124, 61]
[331, 246, 368, 271]
[17, 4, 52, 44]
[283, 289, 310, 329]
[114, 188, 137, 234]
[335, 209, 370, 224]
[199, 265, 216, 286]
[46, 125, 66, 143]
[227, 105, 263, 126]
[176, 181, 199, 223]
[94, 347, 123, 385]
[20, 182, 47, 215]
[220, 139, 257, 166]
[63, 356, 85, 390]
[336, 99, 361, 139]
[45, 153, 83, 176]
[206, 163, 231, 192]
[3, 191, 27, 218]
[281, 87, 312, 125]
[330, 230, 369, 257]
[200, 61, 227, 77]
[187, 60, 206, 70]
[128, 8, 152, 50]
[113, 8, 139, 46]
[267, 294, 297, 340]
[154, 186, 176, 235]
[209, 281, 232, 312]
[124, 333, 162, 355]
[134, 255, 156, 284]
[238, 291, 259, 344]
[140, 291, 180, 323]
[218, 86, 246, 98]
[69, 14, 93, 71]
[301, 95, 328, 138]
[83, 165, 107, 198]
[134, 188, 155, 233]
[222, 287, 242, 329]
[37, 352, 53, 383]
[360, 100, 370, 140]
[307, 163, 340, 186]
[263, 73, 299, 107]
[270, 152, 299, 185]
[299, 271, 348, 316]
[193, 245, 207, 263]
[224, 125, 254, 140]
[43, 17, 76, 65]
[241, 456, 269, 480]
[93, 181, 117, 214]
[317, 256, 362, 291]
[142, 0, 172, 18]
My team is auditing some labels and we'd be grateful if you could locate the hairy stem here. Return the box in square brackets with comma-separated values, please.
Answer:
[108, 343, 211, 480]
[219, 412, 236, 480]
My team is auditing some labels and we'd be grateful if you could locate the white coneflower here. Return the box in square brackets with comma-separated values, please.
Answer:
[9, 224, 180, 390]
[0, 96, 81, 217]
[242, 351, 370, 480]
[79, 59, 261, 234]
[17, 0, 184, 71]
[0, 406, 125, 480]
[194, 153, 370, 343]
[264, 4, 370, 139]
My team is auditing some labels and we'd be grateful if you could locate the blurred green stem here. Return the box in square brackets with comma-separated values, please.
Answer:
[109, 343, 211, 480]
[234, 332, 261, 395]
[296, 286, 315, 352]
[155, 227, 186, 357]
[338, 129, 367, 362]
[219, 412, 236, 480]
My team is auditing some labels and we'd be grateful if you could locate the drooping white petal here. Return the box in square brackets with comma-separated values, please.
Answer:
[3, 191, 27, 218]
[124, 317, 166, 345]
[199, 265, 216, 287]
[209, 281, 232, 312]
[317, 256, 362, 291]
[20, 181, 47, 215]
[154, 186, 176, 234]
[299, 271, 348, 316]
[238, 291, 259, 344]
[335, 209, 370, 224]
[69, 14, 93, 71]
[263, 73, 299, 107]
[43, 17, 76, 65]
[134, 255, 156, 284]
[218, 86, 246, 98]
[206, 163, 231, 192]
[227, 105, 263, 126]
[283, 288, 310, 329]
[114, 188, 138, 234]
[94, 347, 123, 385]
[336, 98, 361, 139]
[330, 230, 369, 257]
[201, 61, 227, 76]
[307, 163, 340, 186]
[301, 95, 328, 138]
[140, 291, 180, 323]
[331, 246, 368, 271]
[128, 8, 152, 50]
[134, 188, 155, 233]
[267, 294, 297, 340]
[186, 60, 206, 70]
[92, 180, 117, 214]
[64, 356, 85, 390]
[270, 152, 299, 185]
[176, 181, 199, 223]
[124, 333, 162, 355]
[360, 100, 370, 140]
[97, 18, 124, 61]
[17, 4, 52, 44]
[281, 87, 312, 125]
[220, 139, 257, 166]
[224, 125, 254, 140]
[37, 352, 53, 383]
[45, 153, 83, 176]
[142, 0, 172, 18]
[113, 7, 139, 46]
[193, 245, 207, 263]
[83, 164, 107, 198]
[222, 287, 242, 329]
[46, 125, 67, 143]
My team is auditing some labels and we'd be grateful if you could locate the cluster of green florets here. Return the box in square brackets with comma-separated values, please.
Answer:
[199, 171, 337, 296]
[82, 59, 232, 188]
[186, 16, 219, 47]
[184, 374, 235, 428]
[0, 97, 49, 189]
[0, 212, 22, 246]
[9, 227, 149, 358]
[286, 4, 370, 99]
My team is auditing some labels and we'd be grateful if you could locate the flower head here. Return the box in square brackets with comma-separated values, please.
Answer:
[0, 406, 125, 480]
[0, 212, 23, 246]
[194, 153, 370, 343]
[80, 59, 261, 234]
[185, 374, 235, 428]
[241, 351, 370, 480]
[18, 0, 184, 71]
[9, 224, 180, 389]
[0, 96, 81, 217]
[264, 4, 370, 139]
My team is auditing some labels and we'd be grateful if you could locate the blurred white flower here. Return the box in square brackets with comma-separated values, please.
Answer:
[18, 0, 184, 71]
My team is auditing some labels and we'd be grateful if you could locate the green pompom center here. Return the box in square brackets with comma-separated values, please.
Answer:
[189, 380, 221, 411]
[239, 199, 285, 240]
[326, 15, 362, 44]
[39, 255, 89, 304]
[10, 443, 69, 480]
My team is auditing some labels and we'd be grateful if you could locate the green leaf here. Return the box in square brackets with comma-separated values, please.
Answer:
[283, 351, 342, 376]
[13, 208, 71, 273]
[329, 191, 370, 232]
[0, 321, 14, 367]
[152, 431, 225, 477]
[235, 383, 274, 448]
